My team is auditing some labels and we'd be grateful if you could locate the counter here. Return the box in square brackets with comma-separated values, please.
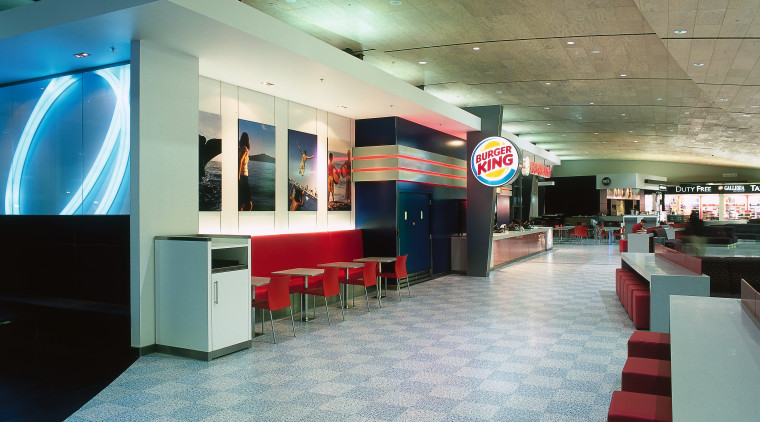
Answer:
[451, 228, 553, 272]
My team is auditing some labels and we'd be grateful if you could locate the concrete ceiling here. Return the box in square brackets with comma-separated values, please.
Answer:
[241, 0, 760, 168]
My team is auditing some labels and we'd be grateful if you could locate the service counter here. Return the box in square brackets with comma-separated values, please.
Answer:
[451, 228, 553, 272]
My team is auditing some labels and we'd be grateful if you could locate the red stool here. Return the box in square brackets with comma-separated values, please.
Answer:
[628, 331, 670, 361]
[631, 289, 650, 329]
[622, 357, 671, 397]
[620, 239, 628, 252]
[608, 390, 672, 422]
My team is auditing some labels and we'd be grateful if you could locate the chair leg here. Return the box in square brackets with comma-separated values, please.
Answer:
[376, 286, 381, 308]
[324, 296, 330, 325]
[406, 276, 411, 298]
[270, 310, 276, 344]
[289, 306, 296, 338]
[339, 293, 345, 320]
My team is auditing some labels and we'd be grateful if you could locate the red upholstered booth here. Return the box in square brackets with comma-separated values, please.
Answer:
[250, 230, 364, 299]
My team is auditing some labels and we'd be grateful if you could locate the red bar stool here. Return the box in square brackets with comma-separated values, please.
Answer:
[631, 290, 650, 329]
[622, 357, 671, 397]
[608, 390, 672, 422]
[628, 331, 670, 361]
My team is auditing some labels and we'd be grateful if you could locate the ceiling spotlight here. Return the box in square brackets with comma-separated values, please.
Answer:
[495, 90, 503, 94]
[752, 105, 760, 108]
[544, 107, 550, 110]
[743, 114, 751, 117]
[567, 41, 575, 45]
[674, 29, 687, 34]
[720, 98, 728, 101]
[620, 74, 627, 77]
[621, 113, 626, 116]
[473, 47, 480, 51]
[693, 63, 705, 67]
[634, 140, 638, 143]
[73, 52, 89, 58]
[547, 123, 552, 126]
[657, 98, 663, 101]
[685, 112, 690, 115]
[390, 0, 403, 4]
[589, 102, 594, 105]
[628, 130, 633, 133]
[418, 61, 427, 64]
[591, 50, 600, 54]
[545, 82, 551, 85]
[594, 132, 599, 135]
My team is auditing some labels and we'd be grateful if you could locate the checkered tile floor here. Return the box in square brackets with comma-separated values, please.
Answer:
[67, 243, 633, 422]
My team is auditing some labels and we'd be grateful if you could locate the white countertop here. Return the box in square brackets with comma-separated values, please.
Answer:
[621, 253, 702, 282]
[670, 296, 760, 422]
[492, 227, 552, 240]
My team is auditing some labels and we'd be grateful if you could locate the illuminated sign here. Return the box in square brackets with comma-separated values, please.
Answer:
[665, 184, 760, 194]
[470, 136, 520, 187]
[529, 161, 551, 178]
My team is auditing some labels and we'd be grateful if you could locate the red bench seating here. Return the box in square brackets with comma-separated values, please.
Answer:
[628, 331, 670, 361]
[622, 357, 671, 397]
[616, 268, 650, 329]
[608, 391, 672, 422]
[250, 230, 364, 299]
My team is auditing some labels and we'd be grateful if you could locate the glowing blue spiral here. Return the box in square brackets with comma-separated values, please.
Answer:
[4, 65, 130, 215]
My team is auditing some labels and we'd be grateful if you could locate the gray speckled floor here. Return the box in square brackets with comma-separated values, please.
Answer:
[67, 243, 632, 422]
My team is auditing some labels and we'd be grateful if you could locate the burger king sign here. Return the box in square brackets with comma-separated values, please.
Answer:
[471, 136, 520, 187]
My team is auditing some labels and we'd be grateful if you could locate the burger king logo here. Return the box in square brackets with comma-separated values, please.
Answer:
[471, 136, 520, 187]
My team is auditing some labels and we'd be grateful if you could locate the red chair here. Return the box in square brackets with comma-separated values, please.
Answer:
[251, 275, 296, 344]
[569, 224, 587, 243]
[378, 255, 410, 298]
[340, 260, 380, 311]
[303, 267, 344, 325]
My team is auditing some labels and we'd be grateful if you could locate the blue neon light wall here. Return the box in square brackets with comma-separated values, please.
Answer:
[0, 64, 130, 215]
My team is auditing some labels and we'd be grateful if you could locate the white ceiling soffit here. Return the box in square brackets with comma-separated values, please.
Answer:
[0, 0, 480, 138]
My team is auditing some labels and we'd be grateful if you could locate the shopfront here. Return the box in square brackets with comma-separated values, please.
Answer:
[664, 184, 760, 221]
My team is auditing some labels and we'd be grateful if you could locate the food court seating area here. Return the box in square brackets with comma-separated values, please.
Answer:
[249, 229, 366, 299]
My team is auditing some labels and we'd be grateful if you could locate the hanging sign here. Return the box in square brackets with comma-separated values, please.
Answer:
[470, 136, 520, 187]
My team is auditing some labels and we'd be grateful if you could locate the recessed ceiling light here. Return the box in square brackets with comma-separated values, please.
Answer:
[743, 114, 751, 117]
[567, 41, 575, 45]
[589, 102, 594, 105]
[621, 113, 626, 116]
[594, 132, 599, 135]
[495, 90, 502, 94]
[473, 47, 480, 51]
[389, 0, 402, 4]
[657, 98, 663, 101]
[674, 30, 687, 34]
[261, 81, 274, 86]
[693, 63, 705, 67]
[547, 123, 552, 126]
[720, 98, 728, 101]
[634, 140, 638, 143]
[752, 105, 760, 108]
[603, 141, 607, 143]
[74, 52, 89, 58]
[418, 61, 427, 64]
[628, 130, 633, 133]
[591, 50, 600, 54]
[685, 112, 690, 115]
[620, 74, 626, 77]
[545, 82, 551, 85]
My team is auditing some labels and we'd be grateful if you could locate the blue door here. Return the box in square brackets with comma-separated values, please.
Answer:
[398, 192, 431, 275]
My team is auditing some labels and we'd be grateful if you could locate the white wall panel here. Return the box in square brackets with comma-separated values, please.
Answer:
[288, 211, 318, 233]
[274, 98, 289, 232]
[199, 77, 220, 114]
[316, 109, 328, 228]
[238, 212, 275, 235]
[288, 101, 317, 135]
[239, 87, 275, 126]
[130, 40, 199, 348]
[220, 82, 239, 233]
[199, 212, 221, 234]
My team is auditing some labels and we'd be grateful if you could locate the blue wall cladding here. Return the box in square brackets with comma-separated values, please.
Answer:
[0, 64, 130, 215]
